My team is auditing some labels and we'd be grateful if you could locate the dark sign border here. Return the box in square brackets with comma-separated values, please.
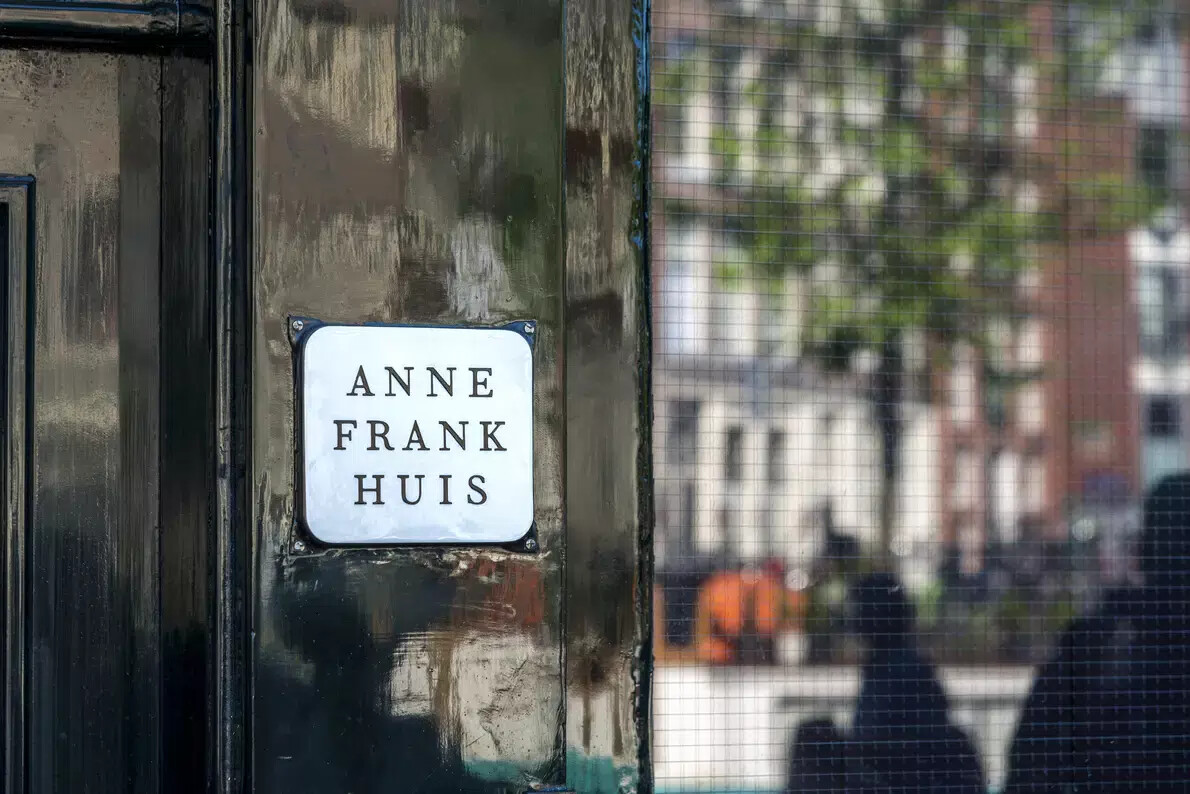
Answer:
[289, 315, 539, 554]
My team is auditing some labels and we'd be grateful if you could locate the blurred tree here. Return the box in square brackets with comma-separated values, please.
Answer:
[654, 0, 1162, 564]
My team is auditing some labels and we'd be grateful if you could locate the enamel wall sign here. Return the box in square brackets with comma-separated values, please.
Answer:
[295, 320, 535, 545]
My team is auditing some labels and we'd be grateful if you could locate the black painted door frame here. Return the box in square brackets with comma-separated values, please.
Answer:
[0, 0, 652, 790]
[0, 9, 220, 793]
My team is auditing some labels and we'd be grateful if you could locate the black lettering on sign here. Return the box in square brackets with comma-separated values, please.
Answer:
[385, 366, 413, 396]
[334, 419, 357, 450]
[426, 366, 456, 397]
[368, 420, 394, 450]
[325, 353, 523, 521]
[398, 474, 424, 505]
[467, 474, 488, 505]
[480, 421, 506, 451]
[403, 421, 429, 451]
[439, 420, 467, 451]
[347, 365, 374, 396]
[354, 474, 384, 505]
[469, 367, 493, 398]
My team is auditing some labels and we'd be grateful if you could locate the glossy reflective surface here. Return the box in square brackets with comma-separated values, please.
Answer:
[2, 174, 32, 794]
[564, 0, 652, 790]
[0, 49, 211, 792]
[0, 0, 211, 40]
[0, 0, 650, 788]
[159, 53, 212, 787]
[251, 0, 650, 787]
[0, 52, 162, 791]
[252, 0, 569, 788]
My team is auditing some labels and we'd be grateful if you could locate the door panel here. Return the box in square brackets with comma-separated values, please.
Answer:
[1, 49, 211, 793]
[1, 49, 161, 792]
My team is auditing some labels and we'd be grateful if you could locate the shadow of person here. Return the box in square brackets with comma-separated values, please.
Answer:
[1004, 471, 1190, 793]
[847, 572, 984, 794]
[255, 557, 490, 793]
[785, 718, 852, 794]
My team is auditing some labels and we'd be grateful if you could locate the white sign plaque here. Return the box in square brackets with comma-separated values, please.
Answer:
[298, 322, 535, 545]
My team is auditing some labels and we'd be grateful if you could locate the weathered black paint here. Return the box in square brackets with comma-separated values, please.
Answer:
[1, 174, 34, 794]
[160, 52, 213, 790]
[0, 0, 211, 41]
[0, 49, 212, 792]
[212, 0, 252, 784]
[250, 0, 568, 783]
[563, 0, 654, 788]
[0, 0, 651, 790]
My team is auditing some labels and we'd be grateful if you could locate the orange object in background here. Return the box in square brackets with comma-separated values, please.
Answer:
[654, 565, 808, 665]
[695, 568, 786, 664]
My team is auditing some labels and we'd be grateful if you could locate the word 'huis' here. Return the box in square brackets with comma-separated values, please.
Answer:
[334, 364, 508, 507]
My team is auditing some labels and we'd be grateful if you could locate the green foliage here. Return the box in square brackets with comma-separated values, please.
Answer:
[712, 250, 748, 291]
[710, 125, 742, 174]
[877, 126, 929, 177]
[656, 0, 1159, 405]
[733, 8, 1151, 357]
[1069, 173, 1160, 236]
[653, 52, 697, 110]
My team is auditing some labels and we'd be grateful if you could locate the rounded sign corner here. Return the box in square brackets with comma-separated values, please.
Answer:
[297, 515, 336, 547]
[501, 320, 538, 351]
[295, 320, 333, 353]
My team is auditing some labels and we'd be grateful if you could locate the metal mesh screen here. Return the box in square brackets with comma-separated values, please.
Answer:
[649, 2, 1189, 792]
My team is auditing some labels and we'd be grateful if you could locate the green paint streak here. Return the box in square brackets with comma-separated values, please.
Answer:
[566, 750, 639, 794]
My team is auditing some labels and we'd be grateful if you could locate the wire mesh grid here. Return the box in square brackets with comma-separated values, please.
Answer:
[649, 1, 1189, 792]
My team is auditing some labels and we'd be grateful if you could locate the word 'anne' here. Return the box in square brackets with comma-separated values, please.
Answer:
[346, 365, 493, 398]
